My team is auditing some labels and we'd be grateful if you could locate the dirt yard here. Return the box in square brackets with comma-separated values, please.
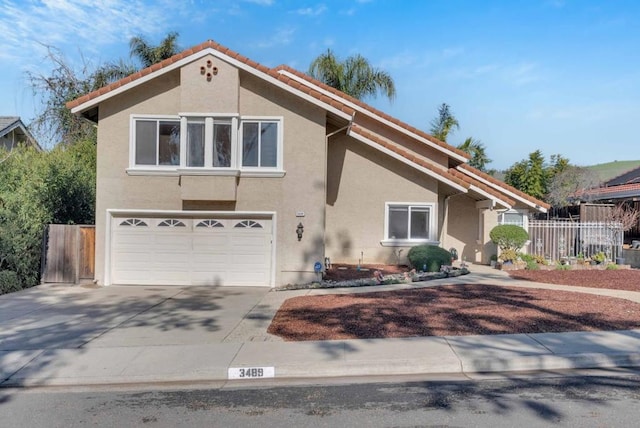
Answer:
[267, 267, 640, 341]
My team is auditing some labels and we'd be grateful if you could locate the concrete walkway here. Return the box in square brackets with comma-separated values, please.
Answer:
[1, 265, 640, 387]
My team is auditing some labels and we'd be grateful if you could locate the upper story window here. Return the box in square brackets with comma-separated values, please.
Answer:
[135, 119, 180, 166]
[130, 114, 283, 175]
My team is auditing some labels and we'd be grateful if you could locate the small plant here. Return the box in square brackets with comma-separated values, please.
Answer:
[498, 249, 518, 263]
[407, 245, 453, 272]
[592, 252, 606, 264]
[556, 263, 571, 271]
[525, 260, 539, 270]
[606, 263, 619, 270]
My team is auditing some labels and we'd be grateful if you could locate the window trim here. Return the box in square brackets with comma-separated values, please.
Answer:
[129, 115, 181, 169]
[239, 116, 284, 172]
[498, 209, 529, 229]
[381, 202, 438, 246]
[128, 114, 284, 175]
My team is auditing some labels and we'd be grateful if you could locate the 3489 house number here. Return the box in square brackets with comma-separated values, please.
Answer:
[228, 367, 275, 379]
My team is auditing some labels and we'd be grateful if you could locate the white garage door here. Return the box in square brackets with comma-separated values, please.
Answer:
[110, 216, 273, 286]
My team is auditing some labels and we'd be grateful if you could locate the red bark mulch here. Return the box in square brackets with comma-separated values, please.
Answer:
[268, 268, 640, 341]
[508, 269, 640, 292]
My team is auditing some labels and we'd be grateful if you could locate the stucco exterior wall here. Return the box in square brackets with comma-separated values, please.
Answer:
[439, 195, 483, 263]
[93, 57, 326, 286]
[325, 134, 439, 266]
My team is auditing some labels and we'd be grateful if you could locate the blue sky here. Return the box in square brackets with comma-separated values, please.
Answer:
[1, 0, 639, 169]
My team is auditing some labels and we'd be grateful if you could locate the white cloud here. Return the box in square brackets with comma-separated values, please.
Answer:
[293, 4, 327, 16]
[256, 27, 296, 48]
[0, 0, 176, 65]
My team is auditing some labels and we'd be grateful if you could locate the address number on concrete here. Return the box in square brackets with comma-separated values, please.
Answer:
[228, 367, 275, 379]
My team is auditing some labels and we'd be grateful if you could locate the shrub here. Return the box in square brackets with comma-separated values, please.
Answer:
[0, 270, 22, 295]
[490, 224, 529, 252]
[407, 245, 452, 272]
[556, 263, 571, 270]
[525, 260, 539, 270]
[606, 263, 619, 270]
[498, 249, 518, 262]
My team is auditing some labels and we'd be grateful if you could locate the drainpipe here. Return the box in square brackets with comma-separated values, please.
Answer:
[323, 115, 354, 266]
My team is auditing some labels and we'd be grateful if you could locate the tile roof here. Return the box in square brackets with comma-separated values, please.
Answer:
[448, 167, 515, 207]
[273, 65, 471, 161]
[66, 39, 548, 212]
[458, 163, 550, 210]
[349, 124, 469, 190]
[577, 183, 640, 200]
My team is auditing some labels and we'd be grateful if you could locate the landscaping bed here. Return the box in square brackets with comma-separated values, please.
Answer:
[268, 266, 640, 341]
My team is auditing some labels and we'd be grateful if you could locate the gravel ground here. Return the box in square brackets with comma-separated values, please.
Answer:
[268, 268, 640, 341]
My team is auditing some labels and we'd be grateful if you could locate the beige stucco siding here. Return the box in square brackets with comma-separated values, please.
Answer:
[325, 134, 440, 266]
[93, 59, 327, 286]
[439, 195, 483, 263]
[238, 73, 327, 284]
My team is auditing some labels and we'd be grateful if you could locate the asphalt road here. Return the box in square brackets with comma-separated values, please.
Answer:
[2, 371, 640, 427]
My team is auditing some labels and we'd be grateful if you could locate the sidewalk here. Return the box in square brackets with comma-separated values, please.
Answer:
[2, 265, 640, 387]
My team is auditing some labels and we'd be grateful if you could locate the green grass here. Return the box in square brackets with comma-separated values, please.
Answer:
[587, 160, 640, 182]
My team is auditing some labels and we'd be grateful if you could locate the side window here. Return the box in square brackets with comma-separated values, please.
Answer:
[385, 203, 435, 242]
[134, 119, 180, 166]
[242, 121, 279, 168]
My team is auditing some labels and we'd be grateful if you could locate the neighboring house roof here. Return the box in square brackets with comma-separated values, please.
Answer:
[572, 166, 640, 202]
[0, 116, 41, 150]
[66, 39, 548, 213]
[605, 165, 640, 186]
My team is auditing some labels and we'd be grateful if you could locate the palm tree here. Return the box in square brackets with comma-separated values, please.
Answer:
[429, 103, 459, 143]
[458, 137, 491, 172]
[308, 49, 396, 101]
[129, 32, 181, 68]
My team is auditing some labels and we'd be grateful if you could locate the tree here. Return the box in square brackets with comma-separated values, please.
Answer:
[547, 165, 601, 207]
[129, 31, 182, 68]
[457, 137, 491, 172]
[429, 103, 459, 143]
[504, 150, 547, 200]
[27, 47, 136, 147]
[0, 141, 96, 292]
[308, 49, 396, 101]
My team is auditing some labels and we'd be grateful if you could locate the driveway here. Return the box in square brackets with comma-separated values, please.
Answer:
[0, 284, 275, 351]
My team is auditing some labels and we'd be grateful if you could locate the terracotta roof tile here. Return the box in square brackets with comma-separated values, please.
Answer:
[448, 168, 515, 207]
[273, 65, 471, 161]
[350, 124, 469, 190]
[458, 163, 550, 210]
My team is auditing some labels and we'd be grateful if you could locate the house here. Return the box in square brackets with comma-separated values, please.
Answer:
[66, 40, 549, 287]
[0, 117, 40, 151]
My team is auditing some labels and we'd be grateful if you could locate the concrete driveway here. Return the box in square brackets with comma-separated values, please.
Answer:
[0, 284, 276, 352]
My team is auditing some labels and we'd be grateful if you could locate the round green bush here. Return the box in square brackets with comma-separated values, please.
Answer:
[407, 245, 452, 272]
[489, 224, 529, 251]
[0, 270, 22, 295]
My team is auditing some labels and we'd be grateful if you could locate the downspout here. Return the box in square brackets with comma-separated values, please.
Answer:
[323, 114, 355, 267]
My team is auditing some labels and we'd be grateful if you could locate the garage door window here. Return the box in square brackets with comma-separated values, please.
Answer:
[196, 220, 224, 228]
[235, 220, 263, 228]
[119, 218, 148, 227]
[158, 219, 186, 227]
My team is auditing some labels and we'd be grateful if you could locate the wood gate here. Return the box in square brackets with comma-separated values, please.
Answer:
[41, 224, 95, 283]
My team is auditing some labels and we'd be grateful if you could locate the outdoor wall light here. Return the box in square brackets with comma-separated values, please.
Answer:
[296, 223, 304, 241]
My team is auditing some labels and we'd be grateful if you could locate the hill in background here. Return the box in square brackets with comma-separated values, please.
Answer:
[586, 160, 640, 182]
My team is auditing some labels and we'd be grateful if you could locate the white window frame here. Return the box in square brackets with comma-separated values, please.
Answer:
[238, 116, 284, 176]
[127, 114, 284, 177]
[128, 114, 181, 171]
[381, 202, 438, 246]
[498, 209, 529, 229]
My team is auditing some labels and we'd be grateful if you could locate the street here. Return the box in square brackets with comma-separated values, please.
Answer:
[2, 371, 640, 427]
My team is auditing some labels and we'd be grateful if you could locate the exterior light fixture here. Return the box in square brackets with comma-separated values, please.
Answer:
[296, 223, 304, 241]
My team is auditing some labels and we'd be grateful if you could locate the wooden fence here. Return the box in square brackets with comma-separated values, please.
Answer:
[41, 224, 95, 284]
[522, 220, 623, 262]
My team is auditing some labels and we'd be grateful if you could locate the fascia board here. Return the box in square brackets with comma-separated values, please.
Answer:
[279, 69, 468, 163]
[348, 130, 468, 193]
[458, 166, 547, 213]
[71, 48, 352, 121]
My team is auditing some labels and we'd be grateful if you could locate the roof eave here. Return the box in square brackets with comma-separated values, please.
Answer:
[277, 69, 470, 164]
